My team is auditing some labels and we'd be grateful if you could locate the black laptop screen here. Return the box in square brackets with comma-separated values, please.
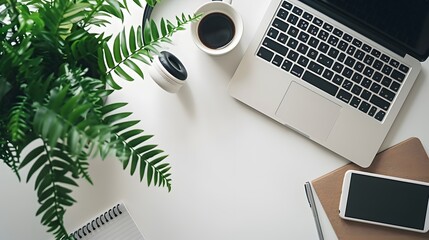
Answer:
[313, 0, 429, 61]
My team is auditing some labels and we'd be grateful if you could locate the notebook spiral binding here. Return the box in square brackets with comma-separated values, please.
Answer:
[70, 203, 123, 240]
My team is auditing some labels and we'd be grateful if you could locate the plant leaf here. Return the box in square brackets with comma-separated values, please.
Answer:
[136, 25, 144, 47]
[143, 149, 164, 161]
[129, 26, 136, 52]
[130, 154, 139, 175]
[147, 163, 153, 186]
[38, 187, 55, 203]
[160, 18, 167, 37]
[20, 145, 45, 169]
[120, 29, 129, 57]
[150, 19, 159, 40]
[103, 42, 115, 68]
[139, 156, 147, 181]
[128, 135, 153, 148]
[104, 112, 132, 124]
[131, 0, 142, 7]
[113, 120, 140, 133]
[143, 20, 151, 45]
[106, 74, 122, 90]
[101, 102, 128, 115]
[123, 59, 144, 79]
[27, 154, 48, 182]
[119, 129, 144, 140]
[113, 34, 122, 62]
[36, 197, 55, 216]
[31, 162, 48, 189]
[135, 144, 157, 154]
[114, 66, 134, 81]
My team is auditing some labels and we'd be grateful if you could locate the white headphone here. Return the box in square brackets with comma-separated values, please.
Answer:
[148, 51, 188, 93]
[144, 4, 188, 93]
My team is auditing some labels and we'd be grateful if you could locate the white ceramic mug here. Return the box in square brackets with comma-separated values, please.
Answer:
[191, 0, 243, 55]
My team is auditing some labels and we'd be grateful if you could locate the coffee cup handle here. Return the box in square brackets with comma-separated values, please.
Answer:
[212, 0, 232, 4]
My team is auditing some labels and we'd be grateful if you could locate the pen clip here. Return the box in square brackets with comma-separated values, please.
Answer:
[304, 182, 312, 207]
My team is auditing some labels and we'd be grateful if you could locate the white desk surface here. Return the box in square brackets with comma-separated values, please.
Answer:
[1, 1, 429, 239]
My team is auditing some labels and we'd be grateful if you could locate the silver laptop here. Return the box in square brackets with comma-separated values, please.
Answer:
[229, 0, 429, 167]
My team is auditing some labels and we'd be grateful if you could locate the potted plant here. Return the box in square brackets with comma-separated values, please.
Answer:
[0, 0, 198, 239]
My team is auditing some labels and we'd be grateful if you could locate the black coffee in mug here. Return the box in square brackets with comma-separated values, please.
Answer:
[197, 12, 235, 49]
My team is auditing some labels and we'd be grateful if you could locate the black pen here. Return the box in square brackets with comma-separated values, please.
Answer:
[304, 182, 324, 240]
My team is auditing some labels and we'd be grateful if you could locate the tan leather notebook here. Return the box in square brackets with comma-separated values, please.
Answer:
[312, 137, 429, 240]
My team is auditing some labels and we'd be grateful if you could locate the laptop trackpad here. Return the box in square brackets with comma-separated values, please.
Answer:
[276, 82, 341, 141]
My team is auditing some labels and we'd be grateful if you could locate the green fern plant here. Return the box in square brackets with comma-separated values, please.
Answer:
[0, 0, 200, 239]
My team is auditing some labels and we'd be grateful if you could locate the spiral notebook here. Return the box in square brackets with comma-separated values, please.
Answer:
[70, 203, 145, 240]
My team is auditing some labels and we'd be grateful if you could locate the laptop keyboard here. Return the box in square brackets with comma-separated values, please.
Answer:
[256, 0, 410, 122]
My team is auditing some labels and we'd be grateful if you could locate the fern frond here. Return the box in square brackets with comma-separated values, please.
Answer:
[57, 65, 110, 117]
[0, 132, 22, 181]
[83, 0, 125, 28]
[101, 102, 172, 191]
[101, 13, 201, 89]
[0, 37, 36, 83]
[19, 141, 78, 240]
[0, 5, 46, 87]
[75, 150, 93, 184]
[38, 0, 89, 37]
[8, 95, 31, 143]
[26, 74, 55, 104]
[66, 31, 104, 78]
[21, 1, 91, 72]
[32, 83, 112, 157]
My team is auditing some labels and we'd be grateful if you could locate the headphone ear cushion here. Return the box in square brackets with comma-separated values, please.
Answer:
[158, 51, 188, 80]
[149, 51, 188, 93]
